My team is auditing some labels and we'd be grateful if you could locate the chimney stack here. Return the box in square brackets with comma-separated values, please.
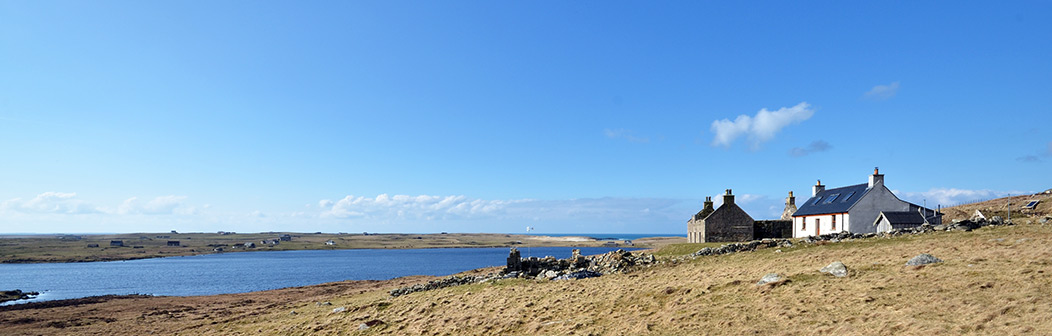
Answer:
[702, 196, 714, 212]
[868, 167, 884, 188]
[781, 191, 798, 220]
[812, 180, 825, 197]
[723, 189, 735, 205]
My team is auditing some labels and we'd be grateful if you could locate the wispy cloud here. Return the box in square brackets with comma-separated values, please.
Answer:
[603, 128, 650, 143]
[0, 192, 100, 214]
[789, 140, 832, 157]
[863, 81, 900, 100]
[710, 102, 814, 149]
[317, 194, 687, 224]
[1016, 155, 1041, 163]
[117, 196, 194, 215]
[1016, 140, 1052, 163]
[895, 188, 1029, 207]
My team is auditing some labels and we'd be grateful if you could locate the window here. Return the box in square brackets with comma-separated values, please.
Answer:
[812, 197, 821, 205]
[841, 191, 856, 202]
[822, 193, 840, 204]
[816, 218, 820, 229]
[801, 218, 806, 230]
[832, 215, 836, 230]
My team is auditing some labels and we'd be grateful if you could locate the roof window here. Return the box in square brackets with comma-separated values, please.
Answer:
[822, 193, 840, 204]
[841, 191, 856, 202]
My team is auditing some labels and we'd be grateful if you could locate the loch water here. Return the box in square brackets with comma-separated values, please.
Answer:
[0, 246, 636, 304]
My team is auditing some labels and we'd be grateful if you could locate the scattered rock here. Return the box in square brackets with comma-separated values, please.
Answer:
[316, 301, 332, 306]
[692, 239, 792, 257]
[289, 310, 297, 315]
[539, 270, 559, 280]
[756, 273, 784, 286]
[390, 275, 499, 297]
[358, 319, 384, 330]
[906, 253, 943, 266]
[553, 270, 603, 280]
[820, 261, 849, 277]
[332, 306, 346, 313]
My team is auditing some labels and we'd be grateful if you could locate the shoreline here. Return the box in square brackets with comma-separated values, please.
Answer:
[0, 232, 684, 264]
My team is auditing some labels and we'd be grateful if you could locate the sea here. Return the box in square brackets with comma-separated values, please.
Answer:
[0, 246, 637, 305]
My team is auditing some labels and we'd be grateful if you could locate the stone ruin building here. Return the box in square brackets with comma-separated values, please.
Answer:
[687, 190, 795, 243]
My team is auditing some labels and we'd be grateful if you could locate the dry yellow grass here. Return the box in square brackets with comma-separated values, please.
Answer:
[199, 223, 1052, 335]
[4, 223, 1050, 335]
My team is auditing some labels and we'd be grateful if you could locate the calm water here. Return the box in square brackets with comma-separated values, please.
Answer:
[0, 246, 636, 304]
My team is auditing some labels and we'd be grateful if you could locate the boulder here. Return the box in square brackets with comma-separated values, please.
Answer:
[906, 253, 942, 266]
[756, 273, 784, 286]
[332, 306, 346, 313]
[358, 319, 384, 330]
[820, 261, 849, 277]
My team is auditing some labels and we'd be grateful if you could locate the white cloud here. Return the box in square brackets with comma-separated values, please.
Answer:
[117, 196, 192, 215]
[710, 102, 815, 149]
[321, 194, 518, 220]
[895, 188, 1027, 207]
[1, 192, 100, 214]
[604, 128, 650, 143]
[864, 81, 900, 100]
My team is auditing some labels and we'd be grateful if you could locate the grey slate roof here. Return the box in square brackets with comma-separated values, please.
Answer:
[878, 211, 926, 225]
[792, 183, 870, 217]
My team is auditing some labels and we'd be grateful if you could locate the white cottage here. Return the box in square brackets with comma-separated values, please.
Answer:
[791, 168, 941, 237]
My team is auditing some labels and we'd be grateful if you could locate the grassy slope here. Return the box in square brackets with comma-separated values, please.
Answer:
[191, 223, 1052, 335]
[939, 193, 1051, 224]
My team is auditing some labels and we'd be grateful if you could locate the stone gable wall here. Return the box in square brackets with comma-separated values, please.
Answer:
[703, 204, 754, 242]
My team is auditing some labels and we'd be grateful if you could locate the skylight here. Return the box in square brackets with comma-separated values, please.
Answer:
[822, 193, 840, 204]
[841, 191, 856, 202]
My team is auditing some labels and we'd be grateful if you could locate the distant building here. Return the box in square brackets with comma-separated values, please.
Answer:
[279, 234, 292, 241]
[325, 240, 336, 246]
[687, 190, 755, 242]
[110, 240, 124, 247]
[244, 242, 256, 248]
[167, 241, 180, 247]
[792, 168, 942, 237]
[87, 244, 99, 248]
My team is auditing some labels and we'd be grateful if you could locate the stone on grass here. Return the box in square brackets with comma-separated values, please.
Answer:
[906, 253, 942, 266]
[756, 273, 784, 286]
[820, 261, 849, 277]
[332, 306, 346, 313]
[358, 319, 384, 330]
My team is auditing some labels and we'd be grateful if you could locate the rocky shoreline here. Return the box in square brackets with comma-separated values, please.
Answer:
[0, 290, 40, 304]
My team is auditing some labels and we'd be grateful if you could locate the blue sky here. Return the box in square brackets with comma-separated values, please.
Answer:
[2, 2, 1050, 234]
